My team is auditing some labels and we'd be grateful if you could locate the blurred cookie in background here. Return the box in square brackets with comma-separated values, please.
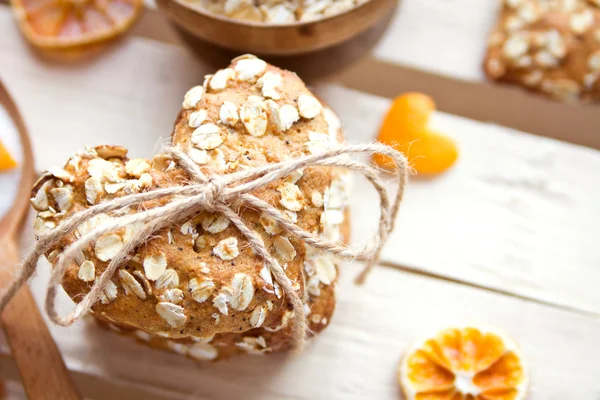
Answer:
[485, 0, 600, 103]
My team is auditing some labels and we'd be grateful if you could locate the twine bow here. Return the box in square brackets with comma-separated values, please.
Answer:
[0, 142, 408, 351]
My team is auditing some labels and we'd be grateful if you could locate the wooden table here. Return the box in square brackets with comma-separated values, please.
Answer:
[1, 2, 599, 399]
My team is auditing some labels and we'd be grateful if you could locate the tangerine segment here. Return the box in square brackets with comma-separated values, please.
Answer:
[474, 352, 525, 392]
[399, 327, 528, 400]
[474, 332, 510, 373]
[378, 92, 436, 142]
[0, 140, 18, 171]
[421, 327, 506, 374]
[406, 131, 458, 174]
[405, 349, 455, 392]
[415, 390, 463, 400]
[420, 329, 461, 372]
[374, 129, 458, 174]
[478, 389, 521, 400]
[374, 92, 457, 174]
[12, 0, 142, 49]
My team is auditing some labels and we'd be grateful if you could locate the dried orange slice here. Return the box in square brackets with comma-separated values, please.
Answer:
[374, 93, 458, 175]
[0, 140, 18, 171]
[11, 0, 143, 49]
[399, 326, 528, 400]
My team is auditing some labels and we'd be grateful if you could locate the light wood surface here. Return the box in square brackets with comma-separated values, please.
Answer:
[0, 80, 80, 399]
[2, 253, 597, 400]
[371, 0, 499, 80]
[2, 12, 599, 316]
[319, 85, 600, 316]
[0, 4, 599, 399]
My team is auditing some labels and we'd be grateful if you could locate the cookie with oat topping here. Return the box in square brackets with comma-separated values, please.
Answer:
[31, 55, 352, 359]
[96, 213, 347, 361]
[485, 0, 600, 102]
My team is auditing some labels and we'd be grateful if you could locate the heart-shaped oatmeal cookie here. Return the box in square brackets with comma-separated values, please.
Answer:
[30, 55, 353, 360]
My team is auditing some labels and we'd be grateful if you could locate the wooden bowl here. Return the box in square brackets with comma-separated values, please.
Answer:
[169, 7, 396, 82]
[155, 0, 397, 55]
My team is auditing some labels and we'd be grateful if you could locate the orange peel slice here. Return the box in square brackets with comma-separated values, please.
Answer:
[399, 326, 529, 400]
[0, 140, 18, 171]
[11, 0, 143, 49]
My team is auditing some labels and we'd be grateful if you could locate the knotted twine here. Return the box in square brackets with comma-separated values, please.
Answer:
[0, 142, 408, 351]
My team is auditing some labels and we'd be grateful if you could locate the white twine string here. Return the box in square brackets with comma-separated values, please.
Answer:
[0, 142, 408, 351]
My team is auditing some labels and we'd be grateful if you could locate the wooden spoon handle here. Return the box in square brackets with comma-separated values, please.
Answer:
[0, 238, 80, 400]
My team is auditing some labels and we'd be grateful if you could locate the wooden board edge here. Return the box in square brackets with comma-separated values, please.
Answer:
[335, 57, 600, 150]
[377, 261, 600, 321]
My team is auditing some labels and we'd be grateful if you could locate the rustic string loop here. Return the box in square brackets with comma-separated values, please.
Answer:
[0, 142, 408, 351]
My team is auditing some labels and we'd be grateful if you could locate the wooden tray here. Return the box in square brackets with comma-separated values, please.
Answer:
[0, 2, 599, 399]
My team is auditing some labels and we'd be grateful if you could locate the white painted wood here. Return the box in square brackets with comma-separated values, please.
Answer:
[319, 85, 600, 316]
[5, 238, 600, 399]
[2, 8, 600, 314]
[1, 8, 600, 398]
[373, 0, 499, 81]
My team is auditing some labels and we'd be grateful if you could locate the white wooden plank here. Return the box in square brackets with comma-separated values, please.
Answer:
[1, 8, 599, 399]
[2, 10, 599, 315]
[318, 85, 600, 316]
[373, 0, 499, 81]
[6, 229, 600, 399]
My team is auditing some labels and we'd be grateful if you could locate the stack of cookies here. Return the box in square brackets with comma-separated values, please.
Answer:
[30, 55, 351, 360]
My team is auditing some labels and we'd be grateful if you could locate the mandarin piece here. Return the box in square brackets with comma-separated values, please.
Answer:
[11, 0, 143, 49]
[374, 93, 458, 175]
[0, 139, 18, 171]
[399, 326, 529, 400]
[30, 55, 352, 360]
[183, 0, 370, 23]
[485, 0, 600, 102]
